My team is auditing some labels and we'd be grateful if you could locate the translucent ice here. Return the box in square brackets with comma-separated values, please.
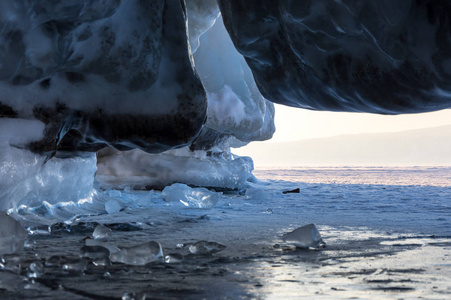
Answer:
[0, 211, 27, 255]
[109, 241, 164, 266]
[0, 143, 96, 213]
[192, 15, 275, 143]
[27, 261, 44, 279]
[105, 200, 122, 214]
[97, 147, 254, 190]
[282, 224, 325, 249]
[92, 224, 112, 240]
[162, 183, 220, 209]
[164, 253, 183, 264]
[188, 241, 226, 254]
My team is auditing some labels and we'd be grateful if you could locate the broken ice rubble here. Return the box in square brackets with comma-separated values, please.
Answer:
[162, 183, 220, 208]
[282, 224, 325, 249]
[109, 241, 164, 266]
[0, 211, 27, 255]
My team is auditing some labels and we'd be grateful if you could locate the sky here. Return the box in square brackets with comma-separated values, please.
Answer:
[234, 104, 451, 166]
[266, 104, 451, 143]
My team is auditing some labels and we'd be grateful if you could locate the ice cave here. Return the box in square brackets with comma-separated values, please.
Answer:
[0, 1, 450, 299]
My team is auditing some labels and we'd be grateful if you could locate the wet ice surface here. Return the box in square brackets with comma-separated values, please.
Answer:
[1, 167, 451, 299]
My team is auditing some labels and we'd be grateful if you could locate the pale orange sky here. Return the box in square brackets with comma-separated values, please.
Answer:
[234, 104, 451, 166]
[265, 104, 451, 143]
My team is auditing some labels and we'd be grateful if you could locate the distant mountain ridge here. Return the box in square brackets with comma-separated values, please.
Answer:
[236, 125, 451, 166]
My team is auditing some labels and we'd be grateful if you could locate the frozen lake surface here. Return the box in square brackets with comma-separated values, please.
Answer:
[1, 167, 450, 299]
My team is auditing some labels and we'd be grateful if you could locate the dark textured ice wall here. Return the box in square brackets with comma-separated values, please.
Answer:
[0, 0, 207, 154]
[1, 0, 451, 155]
[219, 0, 451, 114]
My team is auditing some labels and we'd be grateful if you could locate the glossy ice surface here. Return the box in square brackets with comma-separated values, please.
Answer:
[1, 167, 450, 299]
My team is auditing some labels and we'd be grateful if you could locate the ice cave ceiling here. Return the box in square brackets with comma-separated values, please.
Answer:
[0, 0, 450, 154]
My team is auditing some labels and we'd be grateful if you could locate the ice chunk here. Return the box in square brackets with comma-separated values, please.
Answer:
[0, 211, 27, 255]
[27, 261, 44, 279]
[282, 224, 325, 249]
[162, 183, 220, 209]
[109, 241, 163, 266]
[105, 200, 122, 214]
[164, 253, 183, 264]
[92, 224, 112, 240]
[188, 241, 226, 254]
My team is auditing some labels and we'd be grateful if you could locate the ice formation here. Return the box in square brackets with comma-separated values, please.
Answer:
[282, 224, 325, 249]
[162, 183, 221, 209]
[1, 0, 451, 225]
[96, 147, 254, 190]
[0, 0, 207, 153]
[219, 0, 451, 113]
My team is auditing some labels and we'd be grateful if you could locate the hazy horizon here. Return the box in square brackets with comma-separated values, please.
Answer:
[234, 122, 451, 168]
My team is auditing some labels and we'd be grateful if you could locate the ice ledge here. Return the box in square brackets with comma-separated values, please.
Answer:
[96, 147, 254, 191]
